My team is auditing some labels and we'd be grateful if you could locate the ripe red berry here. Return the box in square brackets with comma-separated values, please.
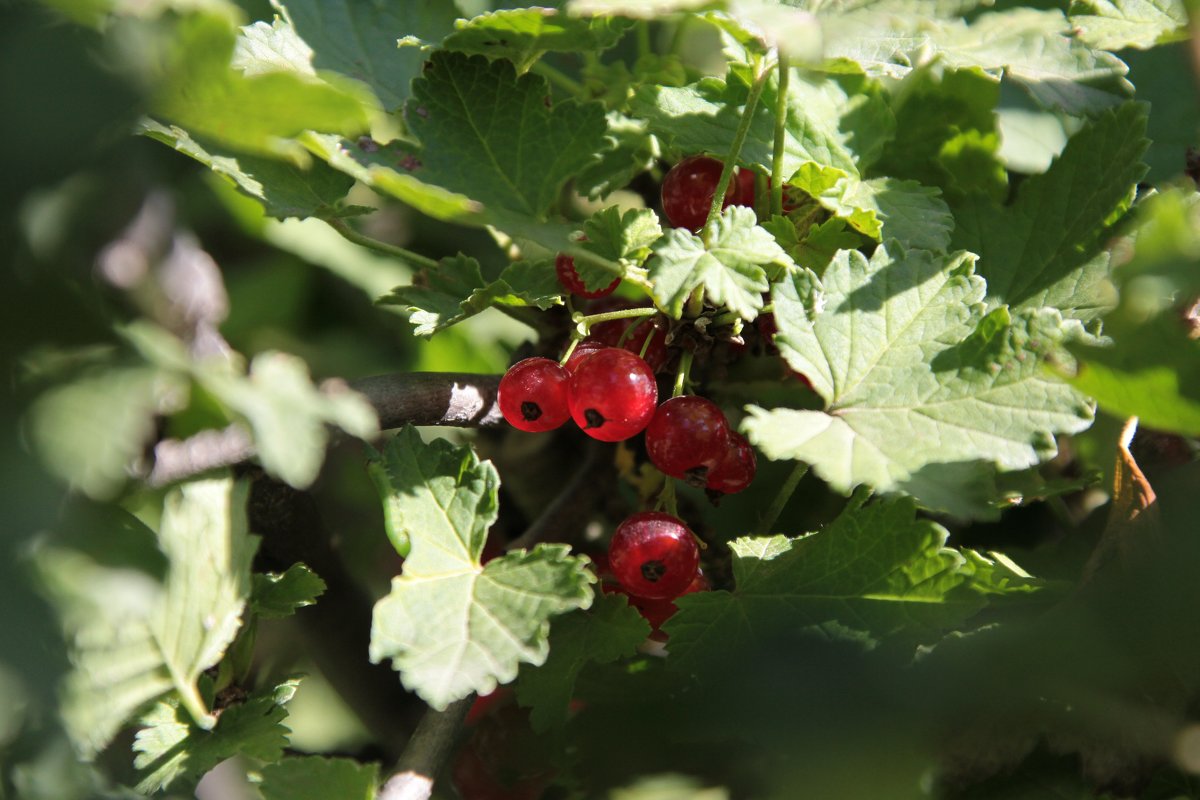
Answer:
[555, 253, 619, 299]
[498, 357, 571, 433]
[609, 511, 701, 600]
[568, 348, 658, 442]
[562, 337, 607, 374]
[661, 155, 737, 231]
[589, 299, 669, 372]
[731, 167, 757, 208]
[707, 431, 757, 495]
[644, 396, 731, 484]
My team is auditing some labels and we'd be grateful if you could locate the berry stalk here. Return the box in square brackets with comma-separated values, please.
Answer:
[771, 49, 790, 218]
[703, 54, 773, 233]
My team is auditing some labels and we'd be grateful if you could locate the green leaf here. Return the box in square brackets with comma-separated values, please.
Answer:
[25, 364, 187, 500]
[574, 206, 663, 290]
[822, 9, 1130, 115]
[34, 478, 257, 757]
[631, 67, 891, 181]
[1068, 190, 1200, 435]
[443, 8, 634, 73]
[872, 67, 1006, 203]
[381, 253, 561, 336]
[574, 111, 661, 200]
[283, 0, 460, 113]
[647, 206, 792, 321]
[199, 351, 378, 489]
[701, 3, 823, 62]
[257, 755, 379, 800]
[952, 103, 1149, 320]
[1069, 0, 1187, 50]
[369, 427, 594, 709]
[568, 0, 712, 15]
[232, 18, 316, 76]
[140, 120, 355, 220]
[252, 564, 327, 619]
[516, 592, 649, 732]
[742, 245, 1094, 516]
[402, 51, 608, 219]
[153, 14, 371, 157]
[791, 168, 954, 252]
[664, 497, 1040, 675]
[132, 679, 298, 793]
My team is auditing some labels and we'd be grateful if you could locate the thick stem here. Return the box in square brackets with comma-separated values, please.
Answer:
[757, 462, 809, 536]
[704, 57, 772, 230]
[325, 218, 438, 270]
[377, 697, 473, 800]
[770, 51, 790, 218]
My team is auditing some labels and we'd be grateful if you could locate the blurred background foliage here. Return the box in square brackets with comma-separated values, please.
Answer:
[2, 0, 1200, 798]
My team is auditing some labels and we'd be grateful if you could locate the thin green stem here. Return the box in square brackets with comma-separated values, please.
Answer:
[531, 61, 582, 95]
[637, 21, 652, 58]
[672, 350, 693, 398]
[577, 307, 657, 328]
[560, 337, 581, 366]
[637, 327, 656, 358]
[657, 478, 678, 517]
[326, 218, 438, 270]
[713, 303, 772, 327]
[770, 50, 790, 218]
[757, 462, 809, 536]
[704, 56, 773, 231]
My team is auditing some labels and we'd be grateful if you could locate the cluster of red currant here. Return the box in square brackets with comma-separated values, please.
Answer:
[496, 155, 769, 624]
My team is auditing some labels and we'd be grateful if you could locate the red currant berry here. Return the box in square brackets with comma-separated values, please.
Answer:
[590, 301, 669, 373]
[706, 432, 757, 495]
[555, 253, 619, 299]
[644, 396, 731, 484]
[609, 511, 701, 600]
[562, 337, 607, 375]
[731, 167, 757, 208]
[568, 348, 658, 441]
[757, 313, 779, 352]
[632, 570, 709, 639]
[497, 357, 571, 433]
[661, 155, 737, 231]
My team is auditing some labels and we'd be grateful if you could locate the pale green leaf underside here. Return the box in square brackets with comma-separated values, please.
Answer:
[368, 428, 593, 709]
[822, 8, 1130, 115]
[648, 206, 791, 321]
[574, 206, 663, 291]
[443, 8, 633, 72]
[665, 497, 1039, 672]
[744, 244, 1093, 513]
[133, 679, 298, 793]
[1069, 0, 1188, 51]
[36, 479, 256, 758]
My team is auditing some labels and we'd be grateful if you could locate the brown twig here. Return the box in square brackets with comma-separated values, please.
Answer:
[376, 697, 473, 800]
[143, 372, 502, 487]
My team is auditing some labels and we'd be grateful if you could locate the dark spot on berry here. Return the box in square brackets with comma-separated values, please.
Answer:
[415, 105, 429, 118]
[521, 401, 542, 422]
[357, 136, 379, 153]
[683, 465, 709, 488]
[641, 560, 666, 583]
[583, 408, 605, 429]
[399, 154, 422, 171]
